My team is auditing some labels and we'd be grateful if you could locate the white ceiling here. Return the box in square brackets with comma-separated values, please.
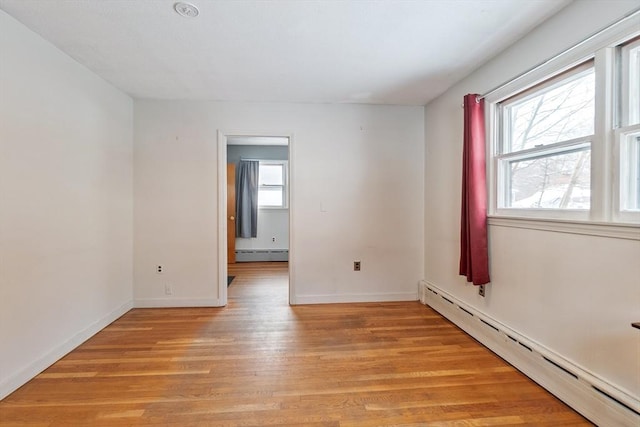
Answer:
[0, 0, 572, 105]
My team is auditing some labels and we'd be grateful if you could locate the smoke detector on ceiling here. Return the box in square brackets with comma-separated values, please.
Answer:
[174, 2, 199, 18]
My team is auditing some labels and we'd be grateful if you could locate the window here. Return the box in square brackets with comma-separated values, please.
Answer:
[621, 39, 640, 127]
[488, 21, 640, 225]
[619, 129, 640, 211]
[618, 39, 640, 217]
[497, 64, 594, 211]
[258, 161, 287, 208]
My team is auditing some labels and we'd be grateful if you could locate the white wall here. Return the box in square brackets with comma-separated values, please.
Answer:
[235, 210, 289, 252]
[134, 101, 424, 305]
[424, 0, 640, 406]
[0, 11, 133, 398]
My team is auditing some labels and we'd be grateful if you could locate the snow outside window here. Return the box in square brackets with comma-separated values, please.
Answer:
[496, 63, 594, 211]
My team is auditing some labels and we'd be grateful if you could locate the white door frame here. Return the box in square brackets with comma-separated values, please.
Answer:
[216, 131, 296, 306]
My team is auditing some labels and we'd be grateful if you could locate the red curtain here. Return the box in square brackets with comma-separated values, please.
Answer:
[459, 94, 490, 285]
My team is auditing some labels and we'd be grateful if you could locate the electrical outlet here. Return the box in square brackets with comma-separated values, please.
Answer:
[478, 284, 485, 297]
[354, 261, 361, 271]
[156, 265, 163, 274]
[165, 283, 173, 295]
[272, 237, 276, 242]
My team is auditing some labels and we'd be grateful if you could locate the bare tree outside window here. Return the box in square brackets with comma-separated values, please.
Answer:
[500, 67, 594, 209]
[490, 30, 640, 224]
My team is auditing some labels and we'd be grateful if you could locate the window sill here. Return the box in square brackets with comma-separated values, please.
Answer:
[258, 206, 289, 211]
[487, 216, 640, 241]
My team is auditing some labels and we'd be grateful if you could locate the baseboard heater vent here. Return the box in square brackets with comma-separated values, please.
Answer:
[419, 280, 640, 427]
[543, 356, 578, 379]
[458, 306, 474, 317]
[519, 342, 533, 352]
[593, 386, 640, 417]
[235, 249, 288, 262]
[480, 318, 500, 332]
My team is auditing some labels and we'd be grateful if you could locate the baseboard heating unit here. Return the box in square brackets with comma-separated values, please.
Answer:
[419, 280, 639, 427]
[235, 249, 288, 262]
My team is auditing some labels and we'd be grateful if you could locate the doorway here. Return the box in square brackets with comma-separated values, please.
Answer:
[217, 132, 293, 306]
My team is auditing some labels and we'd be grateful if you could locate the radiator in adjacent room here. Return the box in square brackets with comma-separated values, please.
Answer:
[235, 249, 288, 262]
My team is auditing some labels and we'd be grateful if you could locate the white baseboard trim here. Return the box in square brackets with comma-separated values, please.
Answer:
[134, 297, 223, 308]
[0, 300, 133, 400]
[421, 281, 640, 427]
[294, 292, 417, 305]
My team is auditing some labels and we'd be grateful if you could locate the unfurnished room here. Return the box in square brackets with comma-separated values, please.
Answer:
[0, 1, 639, 426]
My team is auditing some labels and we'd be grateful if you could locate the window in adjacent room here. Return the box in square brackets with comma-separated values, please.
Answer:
[258, 161, 288, 208]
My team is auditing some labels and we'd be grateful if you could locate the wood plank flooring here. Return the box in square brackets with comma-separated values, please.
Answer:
[0, 262, 591, 426]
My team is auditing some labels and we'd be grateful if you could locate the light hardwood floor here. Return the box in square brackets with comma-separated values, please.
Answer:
[0, 262, 591, 426]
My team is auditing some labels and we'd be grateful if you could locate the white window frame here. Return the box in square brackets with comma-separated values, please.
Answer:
[258, 160, 288, 209]
[613, 38, 640, 223]
[614, 125, 640, 222]
[486, 15, 640, 233]
[494, 62, 594, 220]
[620, 38, 640, 127]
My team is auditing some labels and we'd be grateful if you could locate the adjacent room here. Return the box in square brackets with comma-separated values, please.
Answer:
[1, 0, 638, 425]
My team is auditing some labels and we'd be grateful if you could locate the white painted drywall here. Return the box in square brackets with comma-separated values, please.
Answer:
[424, 0, 640, 400]
[235, 209, 289, 252]
[0, 11, 133, 398]
[134, 101, 424, 305]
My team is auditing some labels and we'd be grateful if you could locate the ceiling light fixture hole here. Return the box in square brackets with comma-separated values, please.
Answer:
[174, 2, 199, 18]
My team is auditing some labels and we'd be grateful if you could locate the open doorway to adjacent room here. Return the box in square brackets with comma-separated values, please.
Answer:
[218, 133, 292, 306]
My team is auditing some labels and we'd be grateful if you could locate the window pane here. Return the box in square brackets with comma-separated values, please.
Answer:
[506, 148, 591, 209]
[504, 68, 594, 152]
[258, 187, 283, 207]
[259, 165, 283, 186]
[626, 45, 640, 126]
[621, 131, 640, 211]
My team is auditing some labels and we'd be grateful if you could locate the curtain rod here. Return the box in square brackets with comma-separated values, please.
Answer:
[477, 7, 640, 101]
[239, 158, 261, 162]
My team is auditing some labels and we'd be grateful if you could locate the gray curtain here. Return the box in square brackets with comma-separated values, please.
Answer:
[236, 160, 259, 238]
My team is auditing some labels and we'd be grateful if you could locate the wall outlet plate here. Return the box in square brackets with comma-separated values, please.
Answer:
[354, 261, 361, 271]
[478, 284, 485, 297]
